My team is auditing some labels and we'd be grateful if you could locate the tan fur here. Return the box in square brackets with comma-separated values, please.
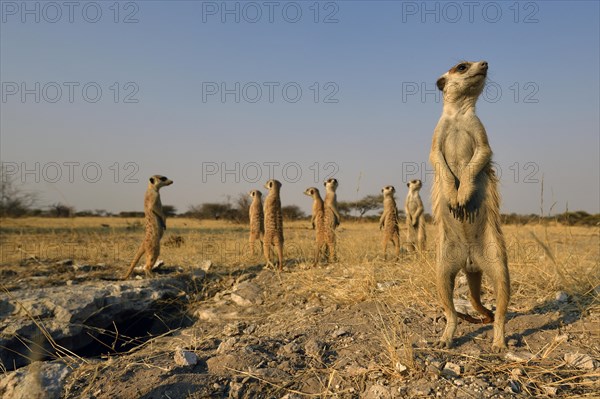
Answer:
[323, 178, 340, 262]
[248, 190, 264, 255]
[430, 61, 510, 352]
[124, 175, 173, 279]
[263, 179, 284, 270]
[379, 185, 400, 260]
[304, 187, 326, 266]
[404, 179, 426, 252]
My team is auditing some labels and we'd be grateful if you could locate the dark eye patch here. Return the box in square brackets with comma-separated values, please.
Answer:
[159, 176, 167, 182]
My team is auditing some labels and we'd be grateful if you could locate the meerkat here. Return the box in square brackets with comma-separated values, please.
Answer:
[304, 187, 326, 266]
[430, 61, 510, 352]
[263, 179, 284, 270]
[124, 175, 173, 279]
[379, 185, 401, 260]
[404, 179, 426, 252]
[323, 178, 340, 262]
[248, 190, 264, 255]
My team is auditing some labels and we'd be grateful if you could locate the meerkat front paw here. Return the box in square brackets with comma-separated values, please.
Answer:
[457, 182, 475, 206]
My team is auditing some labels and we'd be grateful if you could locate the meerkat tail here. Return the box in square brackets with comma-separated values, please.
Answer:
[123, 244, 145, 279]
[456, 311, 494, 324]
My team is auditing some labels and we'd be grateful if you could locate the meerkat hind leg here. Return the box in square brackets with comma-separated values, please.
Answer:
[435, 256, 462, 349]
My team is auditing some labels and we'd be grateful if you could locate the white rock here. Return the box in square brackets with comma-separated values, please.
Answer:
[564, 352, 596, 370]
[201, 260, 212, 271]
[442, 362, 461, 377]
[505, 351, 534, 362]
[555, 291, 569, 303]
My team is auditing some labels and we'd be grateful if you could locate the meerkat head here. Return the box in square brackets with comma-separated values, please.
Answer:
[264, 179, 282, 191]
[407, 179, 422, 191]
[324, 178, 339, 192]
[382, 185, 396, 197]
[436, 61, 488, 103]
[149, 175, 173, 190]
[249, 190, 262, 198]
[304, 187, 320, 198]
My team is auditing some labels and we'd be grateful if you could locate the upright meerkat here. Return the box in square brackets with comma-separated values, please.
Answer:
[304, 187, 326, 266]
[248, 190, 264, 255]
[404, 179, 426, 252]
[430, 60, 510, 352]
[124, 175, 173, 279]
[263, 179, 284, 270]
[379, 185, 400, 260]
[323, 178, 340, 262]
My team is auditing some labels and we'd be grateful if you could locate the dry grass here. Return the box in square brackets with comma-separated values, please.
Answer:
[1, 217, 599, 397]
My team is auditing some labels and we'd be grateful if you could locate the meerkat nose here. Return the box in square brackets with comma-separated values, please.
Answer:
[481, 61, 488, 69]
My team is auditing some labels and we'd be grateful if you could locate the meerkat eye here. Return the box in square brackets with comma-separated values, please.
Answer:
[457, 64, 468, 72]
[159, 176, 167, 182]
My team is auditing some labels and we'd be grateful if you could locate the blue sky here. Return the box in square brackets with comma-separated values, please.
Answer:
[1, 1, 599, 215]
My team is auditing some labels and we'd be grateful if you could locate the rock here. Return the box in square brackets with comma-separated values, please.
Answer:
[278, 342, 301, 356]
[564, 353, 596, 370]
[230, 281, 263, 306]
[411, 380, 434, 396]
[0, 276, 192, 370]
[206, 354, 238, 374]
[508, 379, 521, 393]
[174, 347, 198, 367]
[442, 362, 461, 377]
[304, 338, 325, 360]
[510, 368, 524, 378]
[217, 337, 237, 354]
[223, 322, 245, 336]
[0, 361, 71, 399]
[395, 362, 408, 373]
[332, 327, 350, 338]
[201, 260, 212, 272]
[505, 351, 534, 363]
[555, 291, 569, 303]
[365, 384, 391, 399]
[346, 365, 368, 376]
[151, 259, 164, 270]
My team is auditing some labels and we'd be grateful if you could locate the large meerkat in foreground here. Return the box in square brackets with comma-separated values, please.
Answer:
[124, 175, 173, 279]
[430, 61, 510, 352]
[404, 179, 426, 252]
[304, 187, 326, 266]
[323, 178, 340, 262]
[379, 185, 400, 260]
[248, 190, 264, 255]
[263, 179, 284, 270]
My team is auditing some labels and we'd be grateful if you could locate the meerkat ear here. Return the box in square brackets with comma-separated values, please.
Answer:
[406, 182, 410, 187]
[436, 77, 446, 91]
[149, 177, 155, 184]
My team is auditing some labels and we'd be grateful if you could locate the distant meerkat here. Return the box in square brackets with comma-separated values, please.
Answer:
[323, 178, 340, 262]
[124, 175, 173, 279]
[248, 190, 264, 255]
[404, 179, 426, 252]
[263, 179, 284, 270]
[430, 61, 510, 352]
[304, 187, 326, 266]
[379, 185, 400, 260]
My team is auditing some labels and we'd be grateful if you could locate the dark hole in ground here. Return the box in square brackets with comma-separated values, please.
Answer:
[73, 304, 193, 357]
[2, 304, 194, 371]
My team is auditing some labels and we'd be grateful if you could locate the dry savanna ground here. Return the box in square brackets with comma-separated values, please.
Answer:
[0, 216, 599, 398]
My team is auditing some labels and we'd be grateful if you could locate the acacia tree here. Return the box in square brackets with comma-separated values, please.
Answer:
[0, 172, 36, 217]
